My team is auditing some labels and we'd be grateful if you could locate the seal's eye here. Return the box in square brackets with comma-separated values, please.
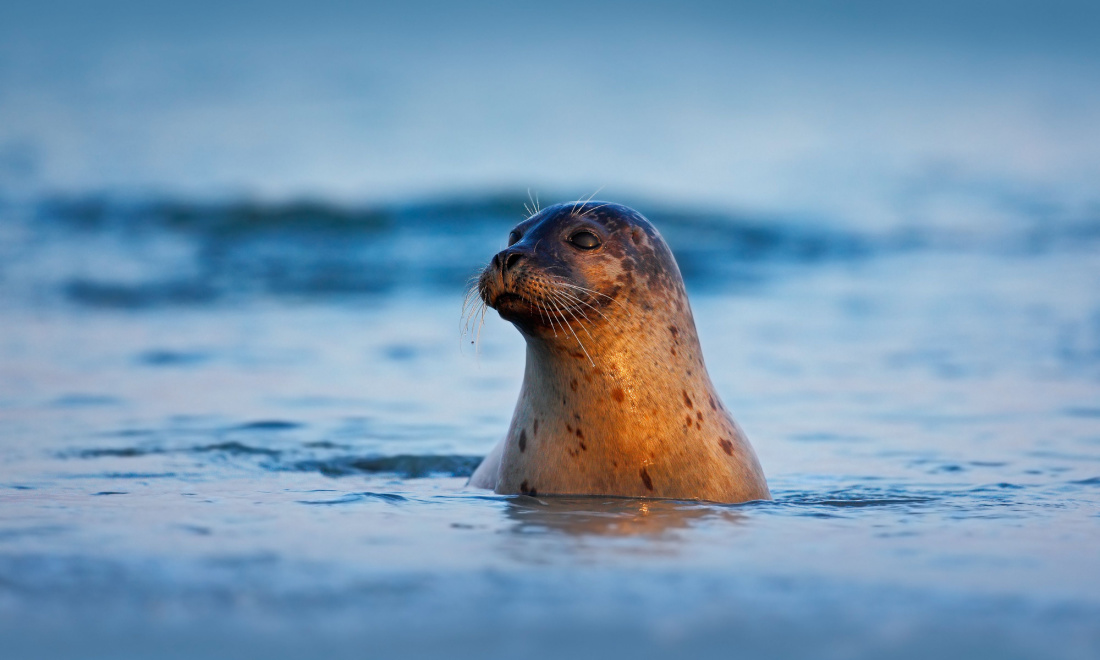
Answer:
[507, 230, 521, 246]
[569, 230, 600, 250]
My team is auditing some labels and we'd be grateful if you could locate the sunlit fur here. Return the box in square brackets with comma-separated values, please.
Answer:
[467, 201, 770, 503]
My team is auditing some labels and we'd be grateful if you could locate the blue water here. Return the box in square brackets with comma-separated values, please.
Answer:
[3, 1, 1100, 228]
[2, 1, 1100, 657]
[1, 196, 1099, 659]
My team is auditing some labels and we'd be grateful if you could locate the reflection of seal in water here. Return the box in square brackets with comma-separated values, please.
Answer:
[467, 201, 770, 503]
[503, 496, 746, 538]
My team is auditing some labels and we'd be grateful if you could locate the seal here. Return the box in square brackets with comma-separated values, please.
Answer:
[467, 201, 770, 503]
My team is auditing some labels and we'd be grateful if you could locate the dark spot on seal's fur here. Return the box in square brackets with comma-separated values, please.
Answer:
[669, 325, 678, 338]
[696, 411, 703, 422]
[566, 424, 573, 433]
[683, 390, 693, 408]
[520, 480, 537, 496]
[518, 429, 527, 452]
[579, 441, 587, 451]
[570, 378, 578, 392]
[709, 396, 717, 411]
[640, 467, 654, 491]
[719, 438, 734, 455]
[685, 414, 692, 427]
[612, 387, 625, 403]
[575, 428, 584, 439]
[671, 347, 677, 356]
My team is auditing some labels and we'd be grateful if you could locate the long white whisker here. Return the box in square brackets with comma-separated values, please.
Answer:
[547, 277, 614, 315]
[538, 300, 560, 338]
[550, 288, 604, 326]
[534, 296, 552, 328]
[461, 282, 481, 317]
[552, 283, 631, 334]
[548, 294, 595, 367]
[547, 290, 595, 341]
[474, 300, 488, 350]
[580, 202, 609, 219]
[527, 189, 541, 219]
[461, 285, 478, 335]
[572, 186, 605, 216]
[552, 280, 629, 311]
[551, 287, 623, 333]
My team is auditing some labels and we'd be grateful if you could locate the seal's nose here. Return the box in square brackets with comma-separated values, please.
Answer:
[492, 248, 525, 274]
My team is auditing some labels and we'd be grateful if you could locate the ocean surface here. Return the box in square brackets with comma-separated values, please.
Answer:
[1, 195, 1099, 659]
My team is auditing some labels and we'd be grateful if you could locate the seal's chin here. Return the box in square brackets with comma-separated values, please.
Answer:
[490, 292, 534, 323]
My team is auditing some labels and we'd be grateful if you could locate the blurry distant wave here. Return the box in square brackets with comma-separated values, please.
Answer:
[72, 440, 483, 479]
[2, 193, 1097, 309]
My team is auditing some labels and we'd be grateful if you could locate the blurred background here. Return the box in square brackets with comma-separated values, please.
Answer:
[3, 0, 1099, 226]
[1, 2, 1099, 659]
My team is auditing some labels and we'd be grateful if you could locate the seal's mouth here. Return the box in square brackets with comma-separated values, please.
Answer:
[490, 292, 523, 308]
[489, 292, 534, 322]
[479, 266, 603, 330]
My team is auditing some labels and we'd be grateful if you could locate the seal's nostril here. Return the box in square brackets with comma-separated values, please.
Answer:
[504, 253, 523, 271]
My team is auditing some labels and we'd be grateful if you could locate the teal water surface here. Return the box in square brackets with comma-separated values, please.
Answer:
[1, 199, 1099, 658]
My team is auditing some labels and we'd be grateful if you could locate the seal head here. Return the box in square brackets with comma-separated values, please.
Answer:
[469, 201, 770, 503]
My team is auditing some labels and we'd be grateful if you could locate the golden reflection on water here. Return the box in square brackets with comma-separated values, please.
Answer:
[502, 495, 746, 539]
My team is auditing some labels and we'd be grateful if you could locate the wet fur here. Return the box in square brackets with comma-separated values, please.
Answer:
[468, 202, 770, 503]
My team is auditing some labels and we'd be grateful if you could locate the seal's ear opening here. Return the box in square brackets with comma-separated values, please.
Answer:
[631, 227, 644, 244]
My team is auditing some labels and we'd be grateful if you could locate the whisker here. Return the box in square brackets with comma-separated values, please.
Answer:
[462, 301, 484, 343]
[550, 288, 591, 321]
[547, 277, 610, 312]
[461, 282, 480, 315]
[533, 295, 552, 328]
[580, 202, 609, 218]
[550, 287, 609, 325]
[460, 267, 493, 355]
[537, 300, 560, 338]
[548, 290, 598, 346]
[552, 287, 624, 332]
[545, 294, 594, 366]
[460, 287, 476, 329]
[552, 280, 629, 312]
[572, 186, 605, 216]
[526, 188, 541, 219]
[474, 299, 488, 350]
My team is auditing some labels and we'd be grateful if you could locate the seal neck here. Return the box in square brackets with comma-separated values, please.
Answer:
[520, 306, 713, 414]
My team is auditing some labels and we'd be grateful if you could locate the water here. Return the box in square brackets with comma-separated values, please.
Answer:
[2, 2, 1100, 655]
[3, 1, 1100, 228]
[2, 197, 1099, 659]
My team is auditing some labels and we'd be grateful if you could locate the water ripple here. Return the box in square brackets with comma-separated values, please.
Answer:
[298, 492, 409, 505]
